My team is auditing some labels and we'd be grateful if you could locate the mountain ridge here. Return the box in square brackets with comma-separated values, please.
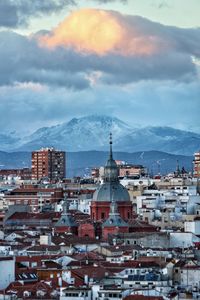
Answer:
[0, 115, 199, 155]
[0, 149, 193, 177]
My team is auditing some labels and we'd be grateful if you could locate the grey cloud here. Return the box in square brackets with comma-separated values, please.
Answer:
[0, 14, 200, 89]
[0, 0, 76, 28]
[0, 31, 89, 90]
[0, 79, 199, 134]
[98, 52, 195, 85]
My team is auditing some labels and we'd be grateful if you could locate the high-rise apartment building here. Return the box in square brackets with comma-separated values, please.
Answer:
[32, 148, 66, 181]
[193, 151, 200, 178]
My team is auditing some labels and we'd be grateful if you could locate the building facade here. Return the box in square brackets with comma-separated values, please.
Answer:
[32, 147, 66, 181]
[4, 186, 63, 212]
[193, 151, 200, 178]
[118, 164, 147, 178]
[0, 168, 32, 180]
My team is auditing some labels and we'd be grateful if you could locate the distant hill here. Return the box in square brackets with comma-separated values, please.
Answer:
[0, 133, 19, 151]
[0, 150, 193, 177]
[0, 115, 199, 156]
[66, 150, 193, 177]
[0, 151, 31, 170]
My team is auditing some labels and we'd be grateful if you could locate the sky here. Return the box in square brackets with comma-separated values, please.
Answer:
[0, 0, 200, 135]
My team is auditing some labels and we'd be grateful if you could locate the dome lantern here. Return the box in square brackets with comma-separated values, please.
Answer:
[104, 133, 119, 183]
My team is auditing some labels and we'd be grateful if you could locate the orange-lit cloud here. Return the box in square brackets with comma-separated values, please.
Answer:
[39, 8, 163, 56]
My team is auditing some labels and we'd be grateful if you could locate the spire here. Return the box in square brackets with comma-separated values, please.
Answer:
[104, 133, 119, 182]
[62, 200, 69, 215]
[176, 160, 180, 176]
[109, 132, 113, 160]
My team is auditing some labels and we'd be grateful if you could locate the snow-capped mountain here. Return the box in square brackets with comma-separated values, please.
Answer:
[17, 115, 133, 151]
[114, 126, 200, 156]
[1, 115, 200, 155]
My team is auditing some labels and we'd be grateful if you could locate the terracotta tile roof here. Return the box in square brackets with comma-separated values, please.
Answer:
[16, 254, 62, 264]
[5, 281, 56, 299]
[99, 260, 160, 272]
[7, 212, 61, 220]
[57, 234, 100, 246]
[10, 187, 62, 193]
[128, 219, 159, 232]
[100, 245, 142, 252]
[67, 260, 89, 268]
[39, 260, 62, 270]
[136, 257, 167, 267]
[124, 296, 164, 300]
[51, 236, 70, 245]
[27, 245, 60, 253]
[72, 251, 104, 262]
[71, 265, 112, 283]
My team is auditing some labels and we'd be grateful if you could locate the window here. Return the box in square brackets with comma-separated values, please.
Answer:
[101, 212, 105, 219]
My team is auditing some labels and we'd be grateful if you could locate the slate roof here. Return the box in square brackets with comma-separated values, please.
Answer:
[55, 214, 78, 227]
[102, 201, 129, 228]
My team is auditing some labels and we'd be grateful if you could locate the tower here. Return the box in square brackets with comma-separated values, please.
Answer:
[31, 147, 66, 181]
[193, 151, 200, 178]
[54, 201, 78, 234]
[102, 200, 129, 239]
[91, 134, 133, 222]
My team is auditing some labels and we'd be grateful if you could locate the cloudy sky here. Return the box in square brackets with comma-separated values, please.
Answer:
[0, 0, 200, 135]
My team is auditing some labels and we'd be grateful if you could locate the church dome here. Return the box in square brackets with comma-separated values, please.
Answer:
[93, 182, 130, 202]
[93, 133, 130, 202]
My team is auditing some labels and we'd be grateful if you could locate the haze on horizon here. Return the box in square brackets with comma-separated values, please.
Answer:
[0, 0, 200, 135]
